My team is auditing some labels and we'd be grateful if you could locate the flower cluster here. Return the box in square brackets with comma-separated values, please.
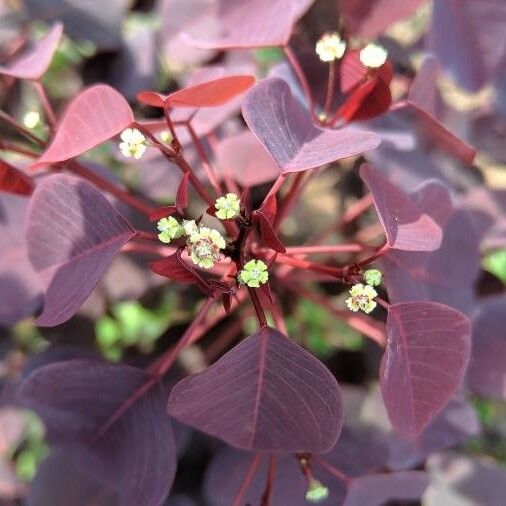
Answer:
[306, 480, 329, 503]
[315, 32, 346, 62]
[119, 128, 147, 159]
[345, 283, 378, 314]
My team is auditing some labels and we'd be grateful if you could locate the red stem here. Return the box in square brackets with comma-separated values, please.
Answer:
[33, 81, 56, 130]
[323, 61, 336, 117]
[0, 109, 45, 147]
[248, 287, 268, 327]
[338, 194, 374, 228]
[232, 453, 263, 506]
[261, 455, 277, 506]
[283, 244, 366, 255]
[283, 46, 317, 122]
[274, 172, 306, 229]
[312, 455, 352, 485]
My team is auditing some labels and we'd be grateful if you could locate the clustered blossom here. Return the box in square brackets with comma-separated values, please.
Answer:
[238, 259, 269, 288]
[345, 283, 378, 314]
[187, 226, 226, 269]
[363, 268, 382, 287]
[215, 193, 241, 220]
[157, 217, 184, 243]
[305, 480, 329, 503]
[315, 32, 346, 62]
[359, 43, 388, 68]
[119, 128, 147, 159]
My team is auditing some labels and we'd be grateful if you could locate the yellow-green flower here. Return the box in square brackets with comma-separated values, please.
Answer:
[315, 32, 346, 62]
[306, 480, 329, 503]
[187, 226, 226, 269]
[157, 216, 184, 243]
[215, 193, 241, 220]
[238, 259, 269, 288]
[23, 111, 41, 129]
[119, 128, 147, 159]
[359, 43, 388, 68]
[363, 268, 382, 287]
[182, 219, 199, 239]
[345, 283, 378, 314]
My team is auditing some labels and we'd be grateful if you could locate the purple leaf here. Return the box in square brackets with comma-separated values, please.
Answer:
[26, 175, 135, 326]
[214, 130, 279, 186]
[168, 326, 343, 453]
[0, 194, 43, 325]
[468, 296, 506, 399]
[360, 164, 443, 251]
[344, 471, 429, 506]
[381, 209, 481, 314]
[31, 85, 134, 169]
[184, 0, 314, 49]
[380, 302, 471, 439]
[405, 55, 476, 164]
[242, 78, 380, 173]
[0, 22, 63, 80]
[339, 0, 427, 39]
[18, 359, 176, 506]
[429, 0, 506, 91]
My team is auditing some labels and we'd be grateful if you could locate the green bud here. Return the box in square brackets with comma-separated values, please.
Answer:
[305, 480, 329, 503]
[363, 268, 382, 286]
[215, 193, 241, 220]
[157, 216, 184, 243]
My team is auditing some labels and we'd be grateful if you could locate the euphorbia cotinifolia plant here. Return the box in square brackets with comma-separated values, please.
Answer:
[1, 1, 500, 504]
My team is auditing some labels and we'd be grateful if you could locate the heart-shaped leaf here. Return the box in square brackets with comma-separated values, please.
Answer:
[380, 302, 471, 439]
[0, 22, 63, 80]
[18, 359, 176, 506]
[168, 326, 343, 453]
[360, 164, 442, 251]
[31, 85, 134, 169]
[405, 55, 476, 164]
[138, 75, 255, 108]
[184, 0, 314, 49]
[26, 174, 135, 326]
[0, 160, 34, 196]
[242, 78, 380, 173]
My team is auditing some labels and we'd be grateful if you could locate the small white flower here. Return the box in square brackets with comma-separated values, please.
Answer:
[345, 283, 378, 314]
[359, 43, 388, 68]
[182, 219, 199, 238]
[315, 32, 346, 62]
[23, 111, 41, 129]
[119, 128, 147, 159]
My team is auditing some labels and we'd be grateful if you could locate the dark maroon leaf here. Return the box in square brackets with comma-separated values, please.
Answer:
[0, 159, 34, 196]
[17, 359, 176, 506]
[253, 197, 286, 253]
[360, 164, 442, 251]
[150, 251, 200, 285]
[242, 78, 380, 173]
[168, 326, 343, 452]
[149, 205, 178, 222]
[214, 130, 279, 186]
[340, 50, 393, 93]
[380, 302, 471, 439]
[0, 22, 63, 80]
[31, 85, 134, 169]
[405, 55, 476, 164]
[184, 0, 314, 49]
[429, 0, 506, 91]
[175, 172, 190, 212]
[339, 0, 427, 39]
[0, 194, 43, 325]
[26, 175, 135, 326]
[28, 451, 118, 506]
[468, 296, 506, 399]
[24, 0, 126, 50]
[344, 471, 429, 506]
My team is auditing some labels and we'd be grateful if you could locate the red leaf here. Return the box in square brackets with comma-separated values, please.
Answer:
[31, 85, 134, 169]
[175, 172, 189, 212]
[148, 206, 177, 222]
[0, 160, 34, 196]
[253, 204, 286, 254]
[150, 251, 198, 284]
[0, 22, 63, 81]
[138, 76, 255, 108]
[340, 50, 393, 93]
